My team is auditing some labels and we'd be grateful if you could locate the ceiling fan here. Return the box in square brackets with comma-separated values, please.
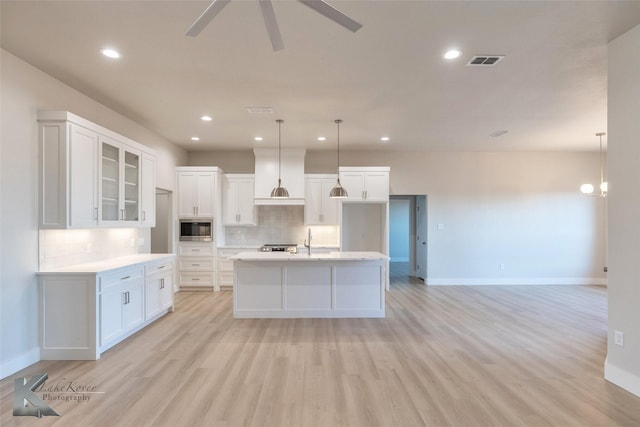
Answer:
[185, 0, 363, 52]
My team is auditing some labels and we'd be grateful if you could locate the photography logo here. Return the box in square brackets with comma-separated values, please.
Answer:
[13, 373, 59, 418]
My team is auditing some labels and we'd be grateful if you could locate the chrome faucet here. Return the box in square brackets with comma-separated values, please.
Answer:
[303, 227, 312, 256]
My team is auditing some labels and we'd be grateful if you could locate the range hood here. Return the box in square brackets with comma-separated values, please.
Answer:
[254, 148, 306, 205]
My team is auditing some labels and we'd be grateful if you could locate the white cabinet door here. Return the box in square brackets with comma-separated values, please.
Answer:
[69, 124, 99, 228]
[236, 178, 256, 225]
[99, 286, 125, 347]
[196, 172, 215, 217]
[99, 137, 141, 226]
[140, 153, 156, 227]
[223, 176, 255, 225]
[159, 273, 173, 311]
[339, 172, 366, 201]
[123, 280, 144, 331]
[304, 177, 339, 225]
[362, 172, 389, 201]
[177, 171, 215, 218]
[145, 275, 161, 320]
[338, 169, 389, 201]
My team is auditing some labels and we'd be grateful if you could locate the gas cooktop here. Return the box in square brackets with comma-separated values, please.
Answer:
[259, 244, 298, 253]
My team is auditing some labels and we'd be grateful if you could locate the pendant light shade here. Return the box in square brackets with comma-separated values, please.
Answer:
[271, 119, 289, 198]
[329, 119, 348, 199]
[580, 132, 607, 197]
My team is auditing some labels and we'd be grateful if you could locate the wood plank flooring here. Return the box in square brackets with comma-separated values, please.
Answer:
[2, 274, 640, 426]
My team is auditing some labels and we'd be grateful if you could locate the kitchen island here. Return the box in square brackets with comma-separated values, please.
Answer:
[230, 251, 388, 318]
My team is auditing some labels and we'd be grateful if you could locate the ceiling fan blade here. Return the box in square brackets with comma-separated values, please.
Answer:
[259, 0, 284, 51]
[298, 0, 363, 33]
[185, 0, 231, 37]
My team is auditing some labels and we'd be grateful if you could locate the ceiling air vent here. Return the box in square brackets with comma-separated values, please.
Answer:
[247, 107, 274, 114]
[466, 55, 505, 67]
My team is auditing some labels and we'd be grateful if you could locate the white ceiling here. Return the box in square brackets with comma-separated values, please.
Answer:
[2, 1, 640, 152]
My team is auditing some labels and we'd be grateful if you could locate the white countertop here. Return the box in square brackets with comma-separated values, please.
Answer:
[229, 251, 388, 261]
[37, 253, 176, 275]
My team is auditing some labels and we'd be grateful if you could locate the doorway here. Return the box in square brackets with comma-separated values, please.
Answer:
[151, 188, 173, 254]
[389, 195, 427, 282]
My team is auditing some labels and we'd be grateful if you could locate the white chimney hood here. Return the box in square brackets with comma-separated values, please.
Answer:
[253, 148, 306, 205]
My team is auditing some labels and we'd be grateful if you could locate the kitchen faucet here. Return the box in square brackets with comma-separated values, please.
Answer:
[304, 228, 312, 256]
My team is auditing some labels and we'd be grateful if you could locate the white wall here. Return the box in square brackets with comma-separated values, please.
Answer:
[605, 23, 640, 397]
[198, 149, 606, 285]
[0, 49, 188, 378]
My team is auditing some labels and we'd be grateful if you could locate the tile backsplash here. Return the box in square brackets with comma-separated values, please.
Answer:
[39, 228, 141, 270]
[224, 205, 339, 247]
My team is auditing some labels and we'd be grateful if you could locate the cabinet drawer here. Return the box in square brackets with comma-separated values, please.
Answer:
[179, 257, 214, 271]
[179, 272, 214, 287]
[218, 248, 243, 257]
[99, 267, 143, 292]
[145, 259, 174, 276]
[178, 244, 214, 256]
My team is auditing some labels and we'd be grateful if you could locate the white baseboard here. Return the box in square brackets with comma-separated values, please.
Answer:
[605, 357, 640, 398]
[0, 347, 40, 380]
[424, 277, 607, 286]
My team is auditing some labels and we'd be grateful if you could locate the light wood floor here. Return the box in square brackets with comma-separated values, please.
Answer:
[3, 272, 640, 426]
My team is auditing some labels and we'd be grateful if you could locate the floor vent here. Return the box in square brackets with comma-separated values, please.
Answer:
[466, 55, 505, 66]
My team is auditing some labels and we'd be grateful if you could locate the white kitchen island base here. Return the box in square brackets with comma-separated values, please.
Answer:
[231, 252, 387, 318]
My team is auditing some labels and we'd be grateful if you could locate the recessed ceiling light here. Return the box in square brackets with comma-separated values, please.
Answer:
[381, 136, 390, 142]
[317, 136, 326, 141]
[201, 115, 213, 121]
[254, 136, 263, 141]
[443, 49, 462, 60]
[100, 48, 121, 59]
[191, 136, 200, 141]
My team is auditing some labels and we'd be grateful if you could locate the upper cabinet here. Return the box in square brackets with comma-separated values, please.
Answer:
[222, 174, 256, 226]
[99, 137, 141, 226]
[339, 167, 390, 202]
[176, 169, 217, 218]
[304, 175, 339, 225]
[37, 111, 156, 229]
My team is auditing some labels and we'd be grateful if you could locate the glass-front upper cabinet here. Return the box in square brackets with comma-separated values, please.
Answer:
[100, 137, 140, 226]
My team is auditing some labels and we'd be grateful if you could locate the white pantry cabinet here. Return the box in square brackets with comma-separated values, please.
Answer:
[37, 111, 157, 229]
[304, 175, 339, 225]
[38, 254, 175, 360]
[339, 167, 390, 202]
[223, 174, 256, 226]
[176, 167, 218, 218]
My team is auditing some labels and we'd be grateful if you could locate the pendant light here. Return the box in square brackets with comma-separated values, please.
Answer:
[329, 119, 349, 198]
[270, 119, 289, 198]
[580, 132, 607, 197]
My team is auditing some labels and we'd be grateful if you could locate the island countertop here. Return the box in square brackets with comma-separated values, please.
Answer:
[229, 251, 388, 261]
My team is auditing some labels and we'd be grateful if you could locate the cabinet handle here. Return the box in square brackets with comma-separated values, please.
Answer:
[142, 210, 146, 221]
[94, 207, 99, 221]
[320, 213, 324, 222]
[160, 278, 164, 289]
[121, 275, 131, 280]
[157, 265, 165, 269]
[192, 278, 200, 281]
[192, 264, 200, 266]
[192, 249, 201, 252]
[120, 209, 125, 220]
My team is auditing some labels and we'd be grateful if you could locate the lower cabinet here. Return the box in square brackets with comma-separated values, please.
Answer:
[178, 242, 216, 291]
[217, 248, 245, 290]
[144, 259, 174, 321]
[38, 255, 175, 360]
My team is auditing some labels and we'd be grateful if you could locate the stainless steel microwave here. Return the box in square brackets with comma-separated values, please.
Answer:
[179, 219, 213, 242]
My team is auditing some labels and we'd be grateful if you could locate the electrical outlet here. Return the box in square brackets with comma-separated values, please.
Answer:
[614, 330, 624, 347]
